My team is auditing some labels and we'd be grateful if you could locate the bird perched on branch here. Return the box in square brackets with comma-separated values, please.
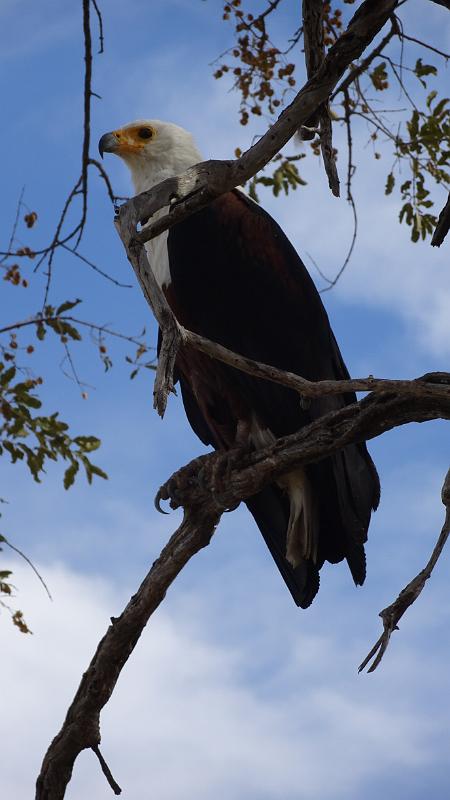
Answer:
[99, 119, 380, 608]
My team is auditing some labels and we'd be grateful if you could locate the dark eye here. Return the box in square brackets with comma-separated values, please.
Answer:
[138, 127, 153, 140]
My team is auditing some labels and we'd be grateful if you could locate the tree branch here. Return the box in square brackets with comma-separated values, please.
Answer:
[359, 467, 450, 673]
[36, 373, 450, 798]
[302, 0, 339, 196]
[35, 506, 221, 800]
[156, 380, 450, 515]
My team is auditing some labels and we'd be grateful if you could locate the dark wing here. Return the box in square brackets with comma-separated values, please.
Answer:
[166, 190, 380, 606]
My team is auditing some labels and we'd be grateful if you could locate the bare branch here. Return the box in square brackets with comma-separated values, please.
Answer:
[91, 0, 104, 54]
[156, 380, 450, 516]
[359, 468, 450, 673]
[398, 30, 450, 59]
[35, 506, 220, 800]
[179, 327, 450, 404]
[321, 87, 357, 291]
[60, 243, 133, 288]
[36, 378, 450, 798]
[302, 0, 339, 195]
[0, 314, 151, 350]
[2, 536, 52, 601]
[0, 187, 25, 265]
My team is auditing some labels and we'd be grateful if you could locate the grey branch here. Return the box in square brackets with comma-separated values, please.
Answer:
[35, 506, 221, 800]
[156, 378, 450, 516]
[302, 0, 340, 196]
[36, 376, 450, 799]
[359, 468, 450, 673]
[183, 326, 450, 403]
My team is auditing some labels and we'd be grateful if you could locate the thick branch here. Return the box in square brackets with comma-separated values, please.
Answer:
[156, 379, 450, 515]
[36, 376, 450, 798]
[35, 506, 220, 800]
[359, 468, 450, 673]
[182, 326, 450, 402]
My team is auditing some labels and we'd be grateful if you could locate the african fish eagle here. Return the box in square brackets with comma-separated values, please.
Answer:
[99, 120, 380, 608]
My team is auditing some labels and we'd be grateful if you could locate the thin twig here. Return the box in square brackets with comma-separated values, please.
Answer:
[60, 244, 133, 288]
[321, 88, 357, 292]
[398, 30, 450, 59]
[1, 187, 25, 265]
[91, 0, 104, 54]
[1, 536, 52, 601]
[0, 315, 151, 350]
[359, 468, 450, 673]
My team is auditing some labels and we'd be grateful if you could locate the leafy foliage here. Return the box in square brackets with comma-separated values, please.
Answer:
[0, 354, 107, 630]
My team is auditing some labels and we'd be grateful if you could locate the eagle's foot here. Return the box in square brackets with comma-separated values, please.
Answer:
[155, 453, 209, 512]
[202, 445, 253, 511]
[155, 445, 251, 514]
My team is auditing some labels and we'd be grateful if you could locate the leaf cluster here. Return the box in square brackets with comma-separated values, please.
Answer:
[0, 361, 107, 488]
[383, 62, 450, 242]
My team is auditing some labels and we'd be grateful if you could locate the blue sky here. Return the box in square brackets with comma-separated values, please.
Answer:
[1, 1, 450, 798]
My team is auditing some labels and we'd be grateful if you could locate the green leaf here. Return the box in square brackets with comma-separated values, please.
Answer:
[426, 90, 438, 109]
[1, 366, 16, 386]
[63, 461, 79, 490]
[18, 394, 42, 409]
[73, 435, 101, 452]
[56, 298, 82, 315]
[385, 172, 395, 195]
[88, 464, 108, 481]
[59, 322, 82, 341]
[415, 59, 437, 80]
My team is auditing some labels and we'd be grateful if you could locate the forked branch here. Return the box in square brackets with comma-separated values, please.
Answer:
[36, 382, 450, 799]
[359, 468, 450, 673]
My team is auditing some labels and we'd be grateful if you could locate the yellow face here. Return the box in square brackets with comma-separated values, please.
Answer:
[110, 123, 156, 156]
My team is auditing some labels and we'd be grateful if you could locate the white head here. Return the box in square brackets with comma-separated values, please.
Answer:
[98, 119, 203, 194]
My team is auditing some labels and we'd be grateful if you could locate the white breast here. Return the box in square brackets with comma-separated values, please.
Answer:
[142, 209, 171, 289]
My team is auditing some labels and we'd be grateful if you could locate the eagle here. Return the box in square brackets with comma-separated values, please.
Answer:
[99, 120, 380, 608]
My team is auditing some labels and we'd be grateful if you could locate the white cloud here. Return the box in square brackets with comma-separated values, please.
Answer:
[2, 559, 449, 800]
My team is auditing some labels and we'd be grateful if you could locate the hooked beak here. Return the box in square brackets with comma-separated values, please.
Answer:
[98, 131, 119, 159]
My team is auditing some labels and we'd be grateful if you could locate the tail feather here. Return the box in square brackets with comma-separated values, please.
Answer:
[245, 485, 320, 608]
[245, 443, 379, 606]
